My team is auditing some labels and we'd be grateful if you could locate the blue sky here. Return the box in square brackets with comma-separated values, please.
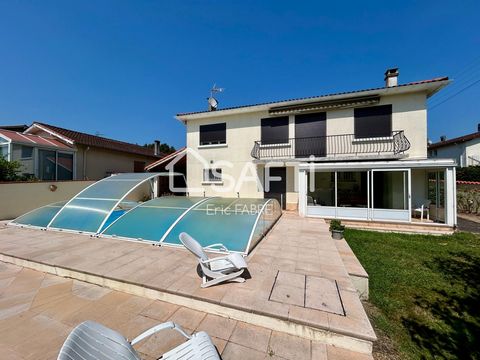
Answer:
[0, 1, 478, 149]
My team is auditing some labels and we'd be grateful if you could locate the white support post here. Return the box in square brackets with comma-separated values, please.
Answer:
[298, 170, 307, 217]
[453, 167, 457, 227]
[445, 167, 455, 226]
[153, 177, 159, 198]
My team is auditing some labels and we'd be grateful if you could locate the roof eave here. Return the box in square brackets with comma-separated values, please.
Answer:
[24, 123, 75, 145]
[176, 79, 450, 121]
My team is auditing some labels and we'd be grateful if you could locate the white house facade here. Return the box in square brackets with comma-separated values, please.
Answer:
[429, 128, 480, 167]
[177, 69, 457, 228]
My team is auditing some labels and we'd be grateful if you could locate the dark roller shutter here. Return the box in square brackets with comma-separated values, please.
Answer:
[199, 123, 226, 145]
[354, 105, 392, 139]
[261, 117, 289, 144]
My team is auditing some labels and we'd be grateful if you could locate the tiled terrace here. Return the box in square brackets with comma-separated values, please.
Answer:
[0, 263, 373, 360]
[0, 213, 376, 358]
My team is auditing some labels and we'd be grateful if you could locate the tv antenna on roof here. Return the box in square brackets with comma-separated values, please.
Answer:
[207, 83, 225, 111]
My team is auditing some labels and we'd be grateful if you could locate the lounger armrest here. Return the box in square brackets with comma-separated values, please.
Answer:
[202, 255, 231, 264]
[204, 243, 229, 252]
[130, 321, 191, 345]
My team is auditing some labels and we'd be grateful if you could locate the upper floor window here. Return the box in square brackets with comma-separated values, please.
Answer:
[261, 116, 289, 144]
[354, 104, 392, 139]
[199, 123, 226, 146]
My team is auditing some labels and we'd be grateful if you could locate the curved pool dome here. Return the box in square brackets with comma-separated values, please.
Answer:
[10, 172, 185, 233]
[101, 197, 281, 254]
[10, 173, 282, 255]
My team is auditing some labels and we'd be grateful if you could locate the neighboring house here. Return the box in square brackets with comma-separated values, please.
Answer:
[0, 122, 162, 180]
[0, 129, 75, 180]
[428, 126, 480, 167]
[145, 147, 187, 195]
[176, 69, 458, 228]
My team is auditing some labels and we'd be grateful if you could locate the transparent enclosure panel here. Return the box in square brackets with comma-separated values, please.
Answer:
[101, 197, 205, 241]
[49, 198, 117, 233]
[248, 199, 282, 253]
[79, 179, 146, 199]
[48, 173, 161, 233]
[11, 201, 66, 228]
[162, 198, 272, 253]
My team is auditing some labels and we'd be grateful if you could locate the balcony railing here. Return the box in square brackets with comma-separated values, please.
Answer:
[251, 131, 411, 160]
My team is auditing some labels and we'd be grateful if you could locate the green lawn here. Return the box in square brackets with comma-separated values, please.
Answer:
[345, 229, 480, 360]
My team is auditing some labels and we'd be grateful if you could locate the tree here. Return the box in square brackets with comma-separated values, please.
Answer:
[0, 157, 22, 181]
[457, 166, 480, 182]
[143, 142, 176, 155]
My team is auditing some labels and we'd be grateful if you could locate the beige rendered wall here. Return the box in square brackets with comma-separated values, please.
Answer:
[186, 110, 268, 200]
[326, 92, 428, 159]
[186, 92, 429, 208]
[0, 180, 94, 220]
[76, 145, 157, 180]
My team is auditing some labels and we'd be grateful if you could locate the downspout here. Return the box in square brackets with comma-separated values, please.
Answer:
[83, 146, 90, 180]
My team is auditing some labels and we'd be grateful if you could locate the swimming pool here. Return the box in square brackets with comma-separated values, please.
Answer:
[10, 173, 282, 254]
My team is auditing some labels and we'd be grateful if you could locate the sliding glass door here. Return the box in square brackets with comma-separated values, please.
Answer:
[370, 169, 410, 222]
[427, 171, 445, 223]
[306, 168, 411, 222]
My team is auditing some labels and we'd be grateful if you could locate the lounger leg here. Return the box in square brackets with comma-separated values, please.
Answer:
[201, 269, 245, 288]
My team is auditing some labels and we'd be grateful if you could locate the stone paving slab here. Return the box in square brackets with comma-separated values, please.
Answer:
[0, 263, 374, 360]
[0, 214, 376, 347]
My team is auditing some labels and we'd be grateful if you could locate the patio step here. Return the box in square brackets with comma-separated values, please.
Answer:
[335, 239, 369, 300]
[334, 219, 454, 235]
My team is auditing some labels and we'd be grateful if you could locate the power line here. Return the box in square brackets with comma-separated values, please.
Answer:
[430, 77, 480, 110]
[429, 72, 480, 106]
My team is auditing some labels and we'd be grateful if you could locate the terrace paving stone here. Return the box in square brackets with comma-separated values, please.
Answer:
[221, 342, 268, 360]
[305, 276, 344, 315]
[195, 313, 237, 340]
[229, 322, 272, 353]
[140, 300, 180, 321]
[269, 331, 311, 360]
[167, 306, 206, 330]
[269, 283, 305, 307]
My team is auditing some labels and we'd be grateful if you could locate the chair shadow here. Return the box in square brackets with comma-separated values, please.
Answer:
[401, 251, 480, 359]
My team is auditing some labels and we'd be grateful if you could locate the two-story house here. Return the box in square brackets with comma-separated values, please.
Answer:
[176, 69, 457, 229]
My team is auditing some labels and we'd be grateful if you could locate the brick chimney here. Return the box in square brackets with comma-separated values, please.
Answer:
[384, 68, 399, 87]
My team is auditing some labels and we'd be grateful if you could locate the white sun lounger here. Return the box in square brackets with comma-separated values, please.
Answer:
[179, 232, 248, 288]
[57, 320, 220, 360]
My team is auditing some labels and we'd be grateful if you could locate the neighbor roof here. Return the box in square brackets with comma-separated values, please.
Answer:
[429, 131, 480, 150]
[177, 77, 449, 120]
[0, 129, 72, 150]
[145, 147, 186, 171]
[26, 122, 161, 158]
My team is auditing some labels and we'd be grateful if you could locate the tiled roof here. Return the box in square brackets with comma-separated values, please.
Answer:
[0, 129, 72, 150]
[429, 131, 480, 150]
[177, 77, 449, 116]
[144, 147, 186, 171]
[33, 122, 161, 158]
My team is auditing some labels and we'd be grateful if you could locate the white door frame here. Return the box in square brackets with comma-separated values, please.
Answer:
[370, 168, 411, 222]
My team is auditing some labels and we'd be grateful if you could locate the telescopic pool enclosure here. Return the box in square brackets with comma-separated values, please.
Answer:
[10, 173, 282, 255]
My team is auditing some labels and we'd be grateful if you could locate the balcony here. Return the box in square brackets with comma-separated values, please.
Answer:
[251, 131, 411, 161]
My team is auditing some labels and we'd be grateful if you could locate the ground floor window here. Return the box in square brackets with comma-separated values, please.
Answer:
[306, 169, 410, 222]
[307, 171, 334, 206]
[57, 153, 74, 180]
[38, 150, 74, 181]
